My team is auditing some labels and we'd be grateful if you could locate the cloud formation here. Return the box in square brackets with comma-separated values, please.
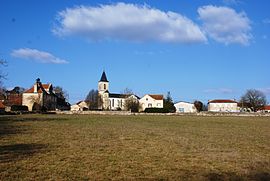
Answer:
[11, 48, 68, 64]
[198, 5, 252, 45]
[52, 3, 206, 43]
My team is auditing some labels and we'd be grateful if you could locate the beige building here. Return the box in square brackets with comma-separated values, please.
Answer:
[208, 99, 239, 112]
[22, 79, 57, 111]
[70, 101, 89, 111]
[139, 94, 163, 111]
[174, 101, 197, 113]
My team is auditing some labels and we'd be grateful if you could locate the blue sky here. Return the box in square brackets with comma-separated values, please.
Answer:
[1, 0, 270, 104]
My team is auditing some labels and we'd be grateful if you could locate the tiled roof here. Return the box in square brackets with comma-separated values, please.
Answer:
[263, 105, 270, 110]
[24, 84, 51, 93]
[208, 99, 238, 103]
[149, 94, 163, 100]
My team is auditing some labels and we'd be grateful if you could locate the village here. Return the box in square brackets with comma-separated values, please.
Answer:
[0, 71, 269, 114]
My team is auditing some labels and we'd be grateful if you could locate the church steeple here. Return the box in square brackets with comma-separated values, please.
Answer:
[98, 71, 109, 93]
[99, 71, 109, 82]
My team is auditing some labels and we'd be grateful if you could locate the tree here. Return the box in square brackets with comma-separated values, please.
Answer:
[163, 91, 176, 113]
[85, 89, 102, 110]
[124, 96, 141, 112]
[240, 89, 267, 112]
[53, 86, 69, 101]
[194, 100, 203, 112]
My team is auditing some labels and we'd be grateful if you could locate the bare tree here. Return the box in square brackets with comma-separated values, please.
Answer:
[124, 96, 141, 112]
[240, 89, 267, 112]
[53, 86, 69, 101]
[85, 89, 102, 110]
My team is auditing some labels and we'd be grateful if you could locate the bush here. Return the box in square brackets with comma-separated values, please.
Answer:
[144, 108, 169, 113]
[11, 105, 28, 111]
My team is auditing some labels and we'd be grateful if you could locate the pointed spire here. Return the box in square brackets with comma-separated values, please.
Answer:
[99, 71, 109, 82]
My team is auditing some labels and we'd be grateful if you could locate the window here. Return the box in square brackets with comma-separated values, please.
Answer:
[148, 103, 152, 107]
[179, 108, 184, 112]
[146, 98, 148, 101]
[157, 103, 161, 107]
[104, 84, 106, 89]
[112, 99, 114, 107]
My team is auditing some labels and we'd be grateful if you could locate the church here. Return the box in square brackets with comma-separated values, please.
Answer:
[98, 71, 139, 110]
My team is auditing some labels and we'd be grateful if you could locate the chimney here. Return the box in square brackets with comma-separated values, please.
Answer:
[34, 78, 41, 93]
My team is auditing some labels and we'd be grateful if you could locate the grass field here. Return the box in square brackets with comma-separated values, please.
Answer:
[0, 114, 269, 180]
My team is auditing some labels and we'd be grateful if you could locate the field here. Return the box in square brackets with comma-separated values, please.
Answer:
[0, 114, 269, 180]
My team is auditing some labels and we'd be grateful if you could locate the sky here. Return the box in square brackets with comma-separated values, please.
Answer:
[1, 0, 270, 104]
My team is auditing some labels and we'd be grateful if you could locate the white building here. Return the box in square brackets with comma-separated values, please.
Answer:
[208, 99, 238, 112]
[139, 94, 163, 111]
[98, 71, 139, 110]
[71, 101, 89, 111]
[22, 79, 57, 111]
[174, 101, 197, 113]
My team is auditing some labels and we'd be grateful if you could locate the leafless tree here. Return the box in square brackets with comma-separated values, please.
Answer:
[240, 89, 267, 112]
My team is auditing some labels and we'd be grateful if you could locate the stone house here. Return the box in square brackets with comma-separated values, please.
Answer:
[22, 79, 57, 111]
[208, 99, 239, 112]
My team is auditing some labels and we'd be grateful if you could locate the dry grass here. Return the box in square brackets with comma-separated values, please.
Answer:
[0, 114, 269, 180]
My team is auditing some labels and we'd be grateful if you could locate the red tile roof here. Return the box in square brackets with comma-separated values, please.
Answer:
[149, 94, 163, 100]
[0, 101, 5, 109]
[263, 105, 270, 110]
[208, 99, 238, 103]
[24, 84, 51, 93]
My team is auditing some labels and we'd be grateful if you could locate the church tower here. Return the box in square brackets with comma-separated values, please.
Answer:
[98, 71, 109, 109]
[98, 71, 109, 93]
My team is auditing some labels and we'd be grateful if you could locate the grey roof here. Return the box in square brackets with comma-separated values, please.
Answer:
[99, 71, 109, 82]
[109, 93, 140, 99]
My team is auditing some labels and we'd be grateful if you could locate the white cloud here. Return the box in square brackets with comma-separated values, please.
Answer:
[204, 88, 234, 94]
[198, 5, 252, 45]
[52, 3, 206, 43]
[11, 48, 68, 64]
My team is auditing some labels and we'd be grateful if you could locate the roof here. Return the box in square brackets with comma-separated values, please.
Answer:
[208, 99, 238, 104]
[174, 101, 193, 105]
[0, 101, 5, 109]
[263, 105, 270, 110]
[99, 71, 109, 82]
[109, 93, 140, 99]
[148, 94, 163, 100]
[24, 84, 51, 93]
[109, 93, 129, 99]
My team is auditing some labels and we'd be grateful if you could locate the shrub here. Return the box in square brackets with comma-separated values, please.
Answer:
[144, 108, 168, 113]
[11, 105, 28, 111]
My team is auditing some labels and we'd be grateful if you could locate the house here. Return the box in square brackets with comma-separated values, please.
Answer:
[174, 101, 197, 113]
[139, 94, 163, 111]
[259, 105, 270, 113]
[22, 78, 57, 111]
[98, 71, 139, 110]
[70, 101, 89, 111]
[208, 99, 239, 112]
[3, 87, 23, 106]
[0, 101, 5, 113]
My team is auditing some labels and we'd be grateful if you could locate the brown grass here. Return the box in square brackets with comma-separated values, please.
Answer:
[0, 114, 269, 180]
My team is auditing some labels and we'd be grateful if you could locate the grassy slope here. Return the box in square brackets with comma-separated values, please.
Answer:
[0, 114, 269, 180]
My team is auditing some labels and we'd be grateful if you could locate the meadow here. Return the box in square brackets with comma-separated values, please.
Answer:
[0, 114, 269, 180]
